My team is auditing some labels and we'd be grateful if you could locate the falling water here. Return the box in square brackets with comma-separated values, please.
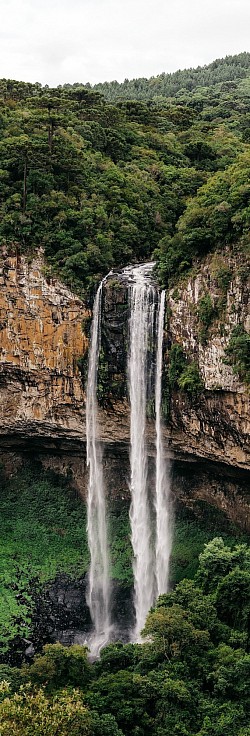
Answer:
[86, 282, 111, 655]
[128, 264, 156, 639]
[155, 290, 171, 596]
[86, 265, 171, 651]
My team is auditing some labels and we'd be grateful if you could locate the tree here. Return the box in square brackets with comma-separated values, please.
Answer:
[26, 643, 91, 691]
[0, 683, 90, 736]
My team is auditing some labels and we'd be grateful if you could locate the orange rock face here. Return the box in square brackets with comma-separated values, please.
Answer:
[0, 249, 87, 437]
[0, 247, 249, 529]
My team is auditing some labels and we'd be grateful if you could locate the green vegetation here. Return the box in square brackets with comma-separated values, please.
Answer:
[0, 537, 249, 735]
[214, 265, 232, 291]
[0, 465, 89, 653]
[1, 466, 246, 657]
[0, 680, 91, 736]
[224, 325, 250, 384]
[154, 151, 250, 285]
[168, 343, 187, 387]
[168, 343, 203, 393]
[170, 502, 247, 584]
[197, 293, 215, 344]
[178, 361, 204, 393]
[0, 52, 249, 294]
[93, 52, 250, 101]
[109, 504, 133, 585]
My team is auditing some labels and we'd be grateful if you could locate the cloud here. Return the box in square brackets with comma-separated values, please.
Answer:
[0, 0, 249, 85]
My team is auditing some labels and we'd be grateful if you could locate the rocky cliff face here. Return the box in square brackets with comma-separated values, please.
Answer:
[0, 248, 86, 445]
[0, 247, 249, 528]
[167, 249, 249, 470]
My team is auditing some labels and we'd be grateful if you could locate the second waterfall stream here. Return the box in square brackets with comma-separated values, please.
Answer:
[86, 264, 171, 651]
[86, 280, 111, 656]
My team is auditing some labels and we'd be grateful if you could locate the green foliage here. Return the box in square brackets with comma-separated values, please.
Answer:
[25, 643, 91, 690]
[214, 265, 232, 291]
[168, 344, 203, 393]
[168, 342, 207, 395]
[1, 536, 250, 735]
[197, 293, 215, 343]
[215, 568, 250, 631]
[155, 150, 250, 286]
[195, 537, 250, 595]
[178, 361, 204, 393]
[93, 52, 250, 102]
[224, 325, 250, 384]
[109, 504, 133, 585]
[0, 58, 249, 293]
[0, 462, 247, 660]
[0, 683, 90, 736]
[168, 343, 187, 388]
[168, 344, 203, 394]
[0, 466, 89, 651]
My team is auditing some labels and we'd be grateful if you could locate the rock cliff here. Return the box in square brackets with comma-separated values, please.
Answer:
[0, 247, 249, 529]
[0, 248, 86, 445]
[167, 249, 249, 470]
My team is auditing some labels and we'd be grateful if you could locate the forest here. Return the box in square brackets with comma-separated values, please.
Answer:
[0, 52, 249, 296]
[0, 466, 250, 736]
[0, 53, 249, 734]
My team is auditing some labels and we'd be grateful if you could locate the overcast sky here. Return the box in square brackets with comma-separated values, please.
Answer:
[0, 0, 249, 87]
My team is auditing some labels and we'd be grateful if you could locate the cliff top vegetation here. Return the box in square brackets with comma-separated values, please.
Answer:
[0, 52, 249, 296]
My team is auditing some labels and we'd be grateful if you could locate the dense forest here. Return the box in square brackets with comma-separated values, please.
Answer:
[0, 52, 249, 296]
[0, 461, 249, 735]
[92, 52, 250, 101]
[0, 515, 249, 735]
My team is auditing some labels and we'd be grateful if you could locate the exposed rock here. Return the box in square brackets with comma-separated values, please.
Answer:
[0, 248, 87, 441]
[0, 247, 249, 528]
[167, 250, 249, 469]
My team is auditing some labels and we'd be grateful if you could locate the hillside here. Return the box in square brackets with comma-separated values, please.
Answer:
[92, 51, 250, 101]
[0, 51, 249, 299]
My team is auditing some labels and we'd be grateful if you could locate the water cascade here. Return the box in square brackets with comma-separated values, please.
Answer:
[155, 290, 171, 596]
[86, 264, 171, 649]
[128, 264, 157, 639]
[86, 282, 111, 655]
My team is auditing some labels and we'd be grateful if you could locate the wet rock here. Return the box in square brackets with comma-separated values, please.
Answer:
[0, 247, 249, 527]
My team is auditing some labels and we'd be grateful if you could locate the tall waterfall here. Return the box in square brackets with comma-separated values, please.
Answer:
[155, 290, 171, 596]
[85, 264, 171, 651]
[86, 282, 111, 655]
[128, 265, 156, 639]
[127, 266, 171, 639]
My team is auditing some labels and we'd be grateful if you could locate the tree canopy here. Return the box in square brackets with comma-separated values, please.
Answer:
[0, 537, 249, 735]
[0, 52, 249, 296]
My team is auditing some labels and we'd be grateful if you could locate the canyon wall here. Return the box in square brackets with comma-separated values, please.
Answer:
[0, 248, 86, 445]
[0, 247, 249, 529]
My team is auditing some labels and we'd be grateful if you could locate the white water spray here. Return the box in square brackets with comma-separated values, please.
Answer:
[86, 265, 171, 651]
[155, 290, 171, 596]
[86, 282, 111, 655]
[128, 265, 156, 640]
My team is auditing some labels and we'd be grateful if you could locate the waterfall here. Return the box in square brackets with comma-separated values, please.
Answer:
[155, 290, 171, 596]
[128, 265, 156, 640]
[86, 282, 111, 655]
[85, 264, 171, 651]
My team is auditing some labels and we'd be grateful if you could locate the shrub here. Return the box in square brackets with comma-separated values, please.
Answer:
[224, 325, 250, 384]
[168, 344, 187, 387]
[178, 362, 204, 393]
[215, 265, 232, 291]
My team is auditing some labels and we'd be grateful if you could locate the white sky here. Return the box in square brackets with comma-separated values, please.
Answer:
[0, 0, 249, 87]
